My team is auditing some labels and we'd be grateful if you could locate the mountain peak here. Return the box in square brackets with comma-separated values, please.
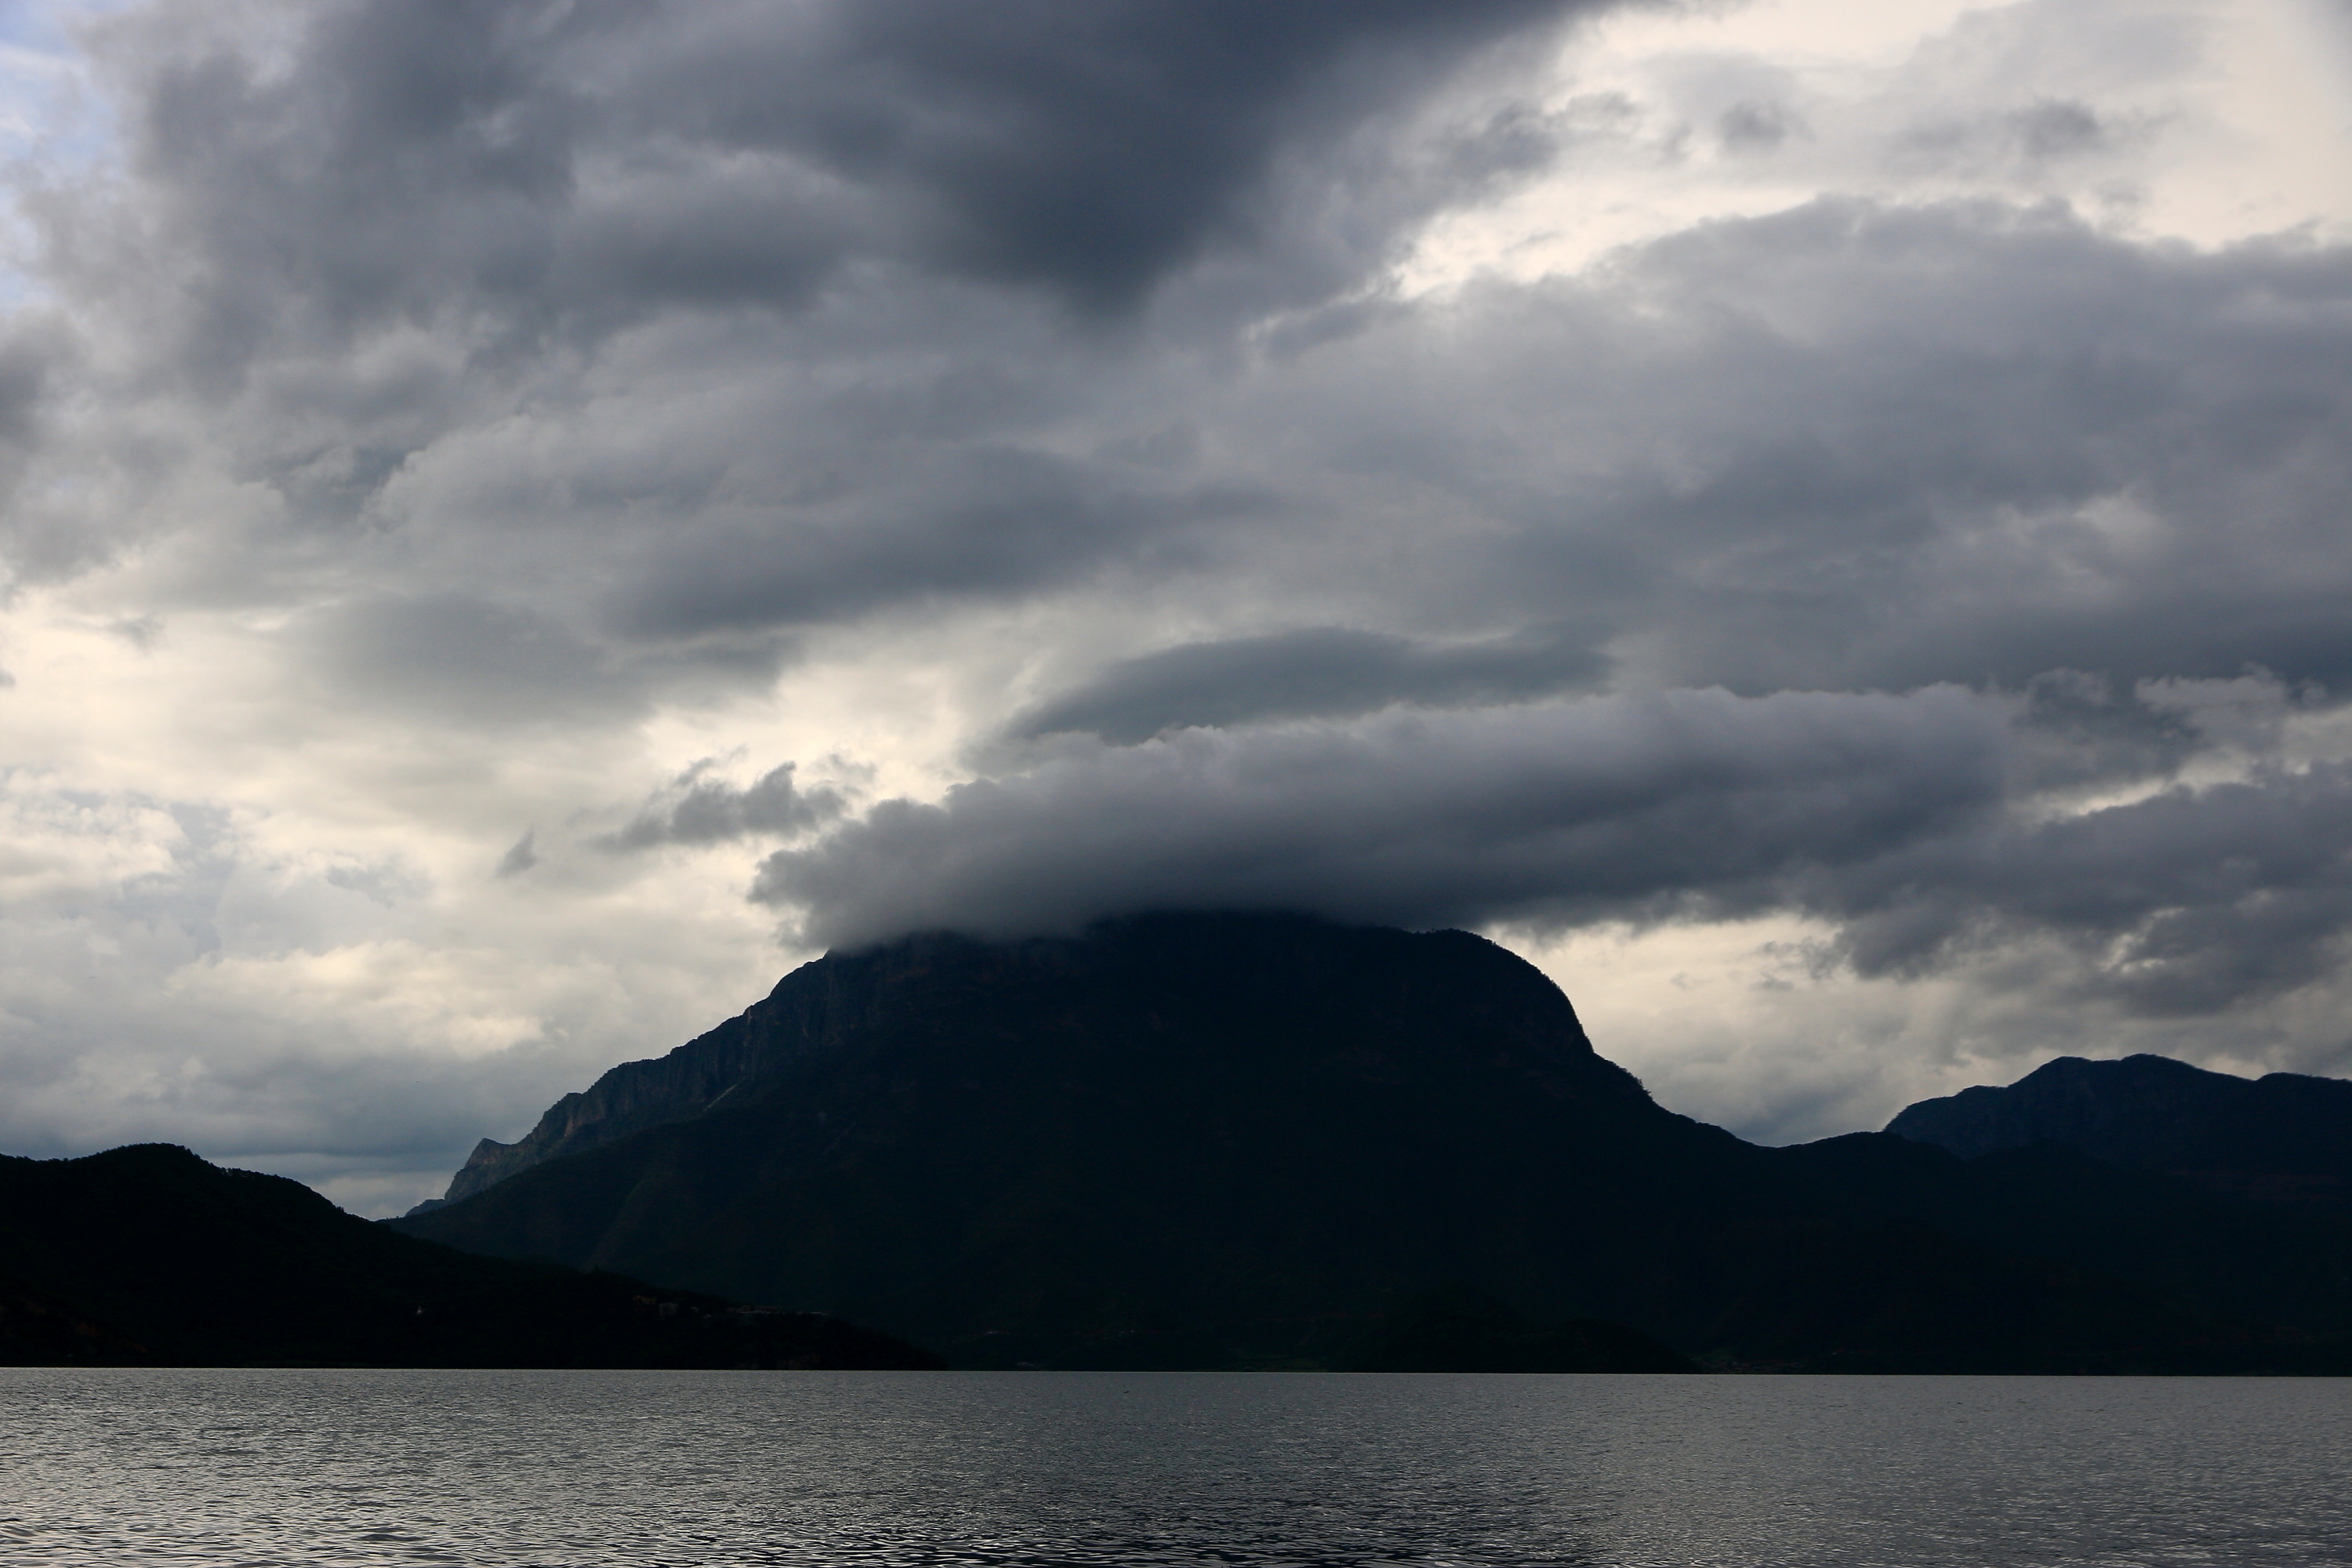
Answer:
[413, 909, 1643, 1216]
[1886, 1052, 2352, 1207]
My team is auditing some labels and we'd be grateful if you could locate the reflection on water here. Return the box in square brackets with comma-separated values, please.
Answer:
[2, 1369, 2348, 1566]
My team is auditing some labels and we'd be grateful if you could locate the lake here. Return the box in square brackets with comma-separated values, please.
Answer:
[3, 1369, 2348, 1566]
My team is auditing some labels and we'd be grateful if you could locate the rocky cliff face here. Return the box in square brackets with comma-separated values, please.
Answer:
[1886, 1054, 2352, 1207]
[410, 944, 923, 1213]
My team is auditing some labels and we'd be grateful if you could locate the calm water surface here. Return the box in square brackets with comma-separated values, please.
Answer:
[3, 1369, 2347, 1566]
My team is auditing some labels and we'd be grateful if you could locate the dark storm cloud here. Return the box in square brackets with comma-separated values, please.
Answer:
[601, 761, 844, 851]
[82, 0, 1599, 382]
[638, 0, 1586, 310]
[490, 201, 2347, 671]
[60, 7, 2350, 694]
[29, 0, 1624, 648]
[1813, 763, 2352, 1014]
[761, 688, 2352, 1018]
[1004, 622, 1606, 742]
[753, 686, 2017, 946]
[2006, 670, 2201, 795]
[1321, 201, 2352, 695]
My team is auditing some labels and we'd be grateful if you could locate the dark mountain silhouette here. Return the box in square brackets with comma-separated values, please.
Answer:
[408, 912, 1664, 1214]
[393, 912, 2352, 1372]
[1886, 1054, 2352, 1209]
[0, 1143, 939, 1368]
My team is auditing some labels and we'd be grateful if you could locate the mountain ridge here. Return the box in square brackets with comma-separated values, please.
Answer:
[1886, 1053, 2352, 1209]
[0, 1142, 942, 1368]
[394, 911, 2352, 1372]
[416, 914, 1661, 1215]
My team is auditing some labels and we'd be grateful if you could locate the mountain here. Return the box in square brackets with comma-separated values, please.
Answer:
[0, 1143, 940, 1368]
[1886, 1054, 2352, 1209]
[408, 912, 1667, 1214]
[394, 911, 2352, 1372]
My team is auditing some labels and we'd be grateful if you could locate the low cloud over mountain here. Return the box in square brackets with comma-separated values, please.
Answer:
[770, 681, 2352, 1020]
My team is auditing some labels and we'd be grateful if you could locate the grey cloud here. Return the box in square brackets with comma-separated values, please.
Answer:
[1254, 201, 2352, 696]
[289, 591, 788, 724]
[2009, 100, 2105, 161]
[1426, 100, 1584, 189]
[493, 830, 538, 879]
[1718, 101, 1800, 153]
[760, 686, 2352, 1019]
[297, 593, 646, 725]
[0, 327, 52, 447]
[0, 318, 72, 575]
[22, 0, 1601, 610]
[76, 0, 1600, 391]
[641, 0, 1588, 310]
[111, 2, 579, 381]
[1004, 622, 1607, 743]
[754, 687, 2017, 946]
[602, 761, 844, 851]
[1893, 100, 2115, 173]
[62, 32, 2347, 710]
[608, 447, 1261, 638]
[1815, 762, 2352, 1015]
[2008, 669, 2201, 795]
[107, 615, 164, 649]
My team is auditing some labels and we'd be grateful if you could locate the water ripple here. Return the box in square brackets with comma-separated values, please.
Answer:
[2, 1370, 2347, 1566]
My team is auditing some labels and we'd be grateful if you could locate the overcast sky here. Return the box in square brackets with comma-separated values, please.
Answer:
[3, 0, 2349, 1215]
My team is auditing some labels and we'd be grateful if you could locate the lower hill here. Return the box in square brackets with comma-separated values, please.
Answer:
[1348, 1290, 1697, 1374]
[0, 1143, 941, 1368]
[393, 911, 2352, 1373]
[1886, 1054, 2352, 1209]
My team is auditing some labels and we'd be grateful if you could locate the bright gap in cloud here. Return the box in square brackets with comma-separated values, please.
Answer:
[1403, 0, 2352, 292]
[0, 0, 127, 307]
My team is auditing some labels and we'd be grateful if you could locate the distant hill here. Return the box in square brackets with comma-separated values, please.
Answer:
[1886, 1054, 2352, 1209]
[0, 1144, 940, 1368]
[394, 911, 2352, 1373]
